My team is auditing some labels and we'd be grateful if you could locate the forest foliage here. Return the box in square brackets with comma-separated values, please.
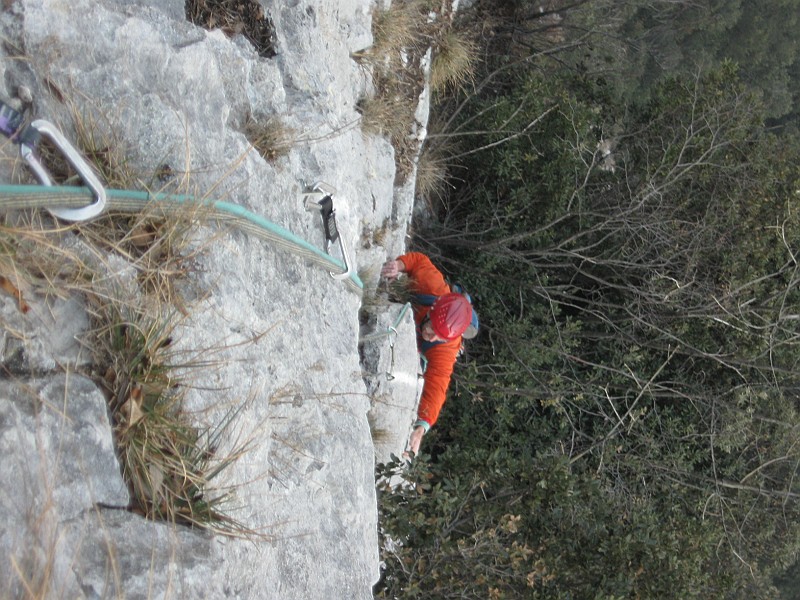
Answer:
[375, 1, 800, 598]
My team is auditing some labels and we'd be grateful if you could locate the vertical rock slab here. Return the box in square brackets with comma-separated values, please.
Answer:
[0, 375, 129, 598]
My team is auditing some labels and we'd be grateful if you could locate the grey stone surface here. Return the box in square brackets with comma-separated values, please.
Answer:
[362, 301, 423, 464]
[0, 375, 129, 598]
[0, 375, 128, 517]
[0, 293, 90, 374]
[0, 0, 426, 598]
[66, 509, 221, 600]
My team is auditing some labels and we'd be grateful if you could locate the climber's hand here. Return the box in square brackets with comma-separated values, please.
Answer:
[380, 259, 404, 281]
[403, 425, 426, 460]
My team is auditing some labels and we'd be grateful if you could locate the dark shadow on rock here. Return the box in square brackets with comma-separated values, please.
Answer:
[185, 0, 277, 58]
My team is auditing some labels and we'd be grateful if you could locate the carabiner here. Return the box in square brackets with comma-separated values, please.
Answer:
[20, 120, 106, 221]
[302, 181, 354, 281]
[385, 326, 398, 381]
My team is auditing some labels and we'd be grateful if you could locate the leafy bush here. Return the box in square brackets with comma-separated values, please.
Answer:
[381, 53, 800, 597]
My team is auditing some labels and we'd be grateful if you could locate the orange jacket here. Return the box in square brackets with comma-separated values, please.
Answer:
[398, 252, 461, 429]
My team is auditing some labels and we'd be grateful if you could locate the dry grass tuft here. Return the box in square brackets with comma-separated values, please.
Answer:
[366, 1, 424, 65]
[415, 141, 455, 209]
[82, 254, 269, 537]
[357, 1, 478, 181]
[243, 117, 295, 162]
[91, 302, 254, 534]
[430, 29, 478, 93]
[358, 87, 420, 180]
[357, 94, 416, 141]
[70, 104, 141, 190]
[370, 217, 392, 247]
[354, 1, 433, 180]
[0, 189, 254, 537]
[386, 275, 414, 305]
[75, 202, 213, 312]
[0, 214, 92, 301]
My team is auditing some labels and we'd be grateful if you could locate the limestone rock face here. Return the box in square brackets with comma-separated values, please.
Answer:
[0, 0, 423, 598]
[361, 302, 423, 466]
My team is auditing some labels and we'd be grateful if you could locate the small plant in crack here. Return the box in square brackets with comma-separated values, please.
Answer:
[430, 28, 478, 93]
[243, 116, 295, 162]
[185, 0, 277, 58]
[89, 299, 257, 536]
[1, 194, 257, 538]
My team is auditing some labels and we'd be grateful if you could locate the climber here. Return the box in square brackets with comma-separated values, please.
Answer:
[380, 252, 478, 457]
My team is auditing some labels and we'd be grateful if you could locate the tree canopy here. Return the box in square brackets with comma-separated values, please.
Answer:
[375, 1, 800, 598]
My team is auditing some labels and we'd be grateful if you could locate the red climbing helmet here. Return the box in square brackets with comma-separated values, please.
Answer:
[430, 293, 472, 340]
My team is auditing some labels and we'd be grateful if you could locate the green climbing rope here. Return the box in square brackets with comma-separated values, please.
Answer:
[0, 184, 363, 295]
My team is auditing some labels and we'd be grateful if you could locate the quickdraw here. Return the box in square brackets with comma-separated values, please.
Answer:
[302, 181, 354, 281]
[0, 100, 363, 294]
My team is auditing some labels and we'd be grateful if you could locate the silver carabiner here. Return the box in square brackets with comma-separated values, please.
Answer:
[20, 119, 106, 221]
[385, 326, 398, 380]
[302, 181, 354, 281]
